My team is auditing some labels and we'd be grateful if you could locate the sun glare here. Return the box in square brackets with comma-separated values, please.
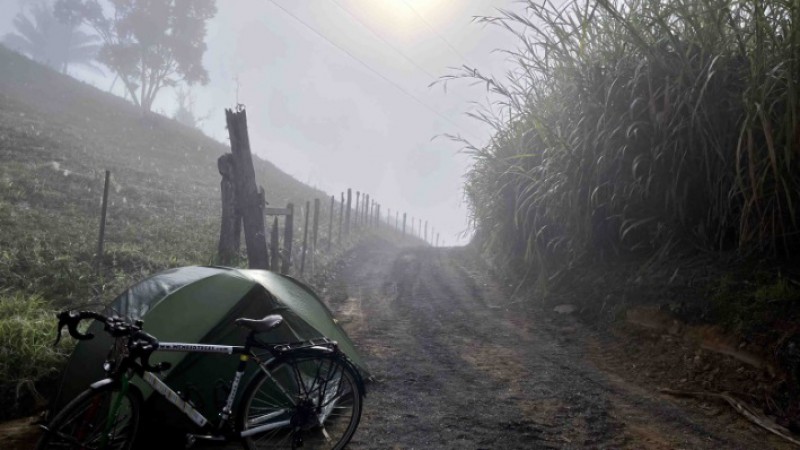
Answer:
[352, 0, 459, 42]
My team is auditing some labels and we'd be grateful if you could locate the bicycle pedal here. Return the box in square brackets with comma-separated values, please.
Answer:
[187, 433, 227, 443]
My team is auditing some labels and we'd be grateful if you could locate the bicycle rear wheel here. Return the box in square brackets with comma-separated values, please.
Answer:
[238, 352, 363, 450]
[37, 383, 141, 450]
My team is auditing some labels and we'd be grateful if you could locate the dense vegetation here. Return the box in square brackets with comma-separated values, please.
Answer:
[457, 0, 800, 279]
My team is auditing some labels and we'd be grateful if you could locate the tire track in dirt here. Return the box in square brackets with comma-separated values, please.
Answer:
[325, 237, 791, 449]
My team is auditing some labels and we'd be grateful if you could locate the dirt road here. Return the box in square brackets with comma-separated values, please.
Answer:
[325, 237, 791, 449]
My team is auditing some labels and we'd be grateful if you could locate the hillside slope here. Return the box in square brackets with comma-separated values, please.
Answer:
[0, 44, 328, 304]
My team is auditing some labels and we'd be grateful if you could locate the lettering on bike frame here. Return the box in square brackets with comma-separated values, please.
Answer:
[158, 342, 236, 354]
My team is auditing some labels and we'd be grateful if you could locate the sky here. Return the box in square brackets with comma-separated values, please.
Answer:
[0, 0, 524, 245]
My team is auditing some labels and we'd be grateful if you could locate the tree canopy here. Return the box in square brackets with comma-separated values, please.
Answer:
[56, 0, 217, 112]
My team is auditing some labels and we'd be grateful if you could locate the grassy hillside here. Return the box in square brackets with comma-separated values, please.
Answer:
[0, 44, 328, 304]
[0, 44, 336, 416]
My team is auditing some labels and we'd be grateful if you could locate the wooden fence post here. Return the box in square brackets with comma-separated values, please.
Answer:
[365, 195, 370, 226]
[312, 198, 320, 249]
[328, 195, 334, 252]
[338, 192, 345, 243]
[360, 194, 365, 227]
[300, 200, 310, 276]
[94, 170, 111, 275]
[355, 191, 360, 228]
[345, 189, 352, 236]
[217, 155, 241, 266]
[411, 217, 415, 237]
[270, 217, 279, 270]
[424, 220, 428, 244]
[282, 203, 294, 274]
[225, 107, 269, 269]
[311, 198, 320, 275]
[395, 211, 399, 229]
[403, 213, 407, 236]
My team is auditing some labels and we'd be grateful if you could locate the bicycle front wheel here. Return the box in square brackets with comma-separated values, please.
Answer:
[238, 352, 363, 450]
[37, 382, 141, 450]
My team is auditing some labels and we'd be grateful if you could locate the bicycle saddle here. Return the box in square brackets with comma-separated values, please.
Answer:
[234, 314, 284, 333]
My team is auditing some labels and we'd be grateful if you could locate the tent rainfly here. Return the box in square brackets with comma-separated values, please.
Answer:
[53, 266, 368, 424]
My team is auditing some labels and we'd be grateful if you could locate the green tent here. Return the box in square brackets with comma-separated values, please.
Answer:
[53, 266, 368, 425]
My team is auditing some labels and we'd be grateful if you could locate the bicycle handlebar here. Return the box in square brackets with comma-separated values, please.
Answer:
[54, 310, 171, 373]
[55, 310, 101, 345]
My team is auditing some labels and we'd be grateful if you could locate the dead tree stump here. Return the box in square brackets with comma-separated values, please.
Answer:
[217, 153, 241, 266]
[225, 107, 269, 270]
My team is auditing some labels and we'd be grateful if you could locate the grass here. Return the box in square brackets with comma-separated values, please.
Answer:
[0, 43, 375, 416]
[446, 0, 800, 282]
[0, 292, 72, 385]
[0, 43, 339, 304]
[711, 273, 800, 340]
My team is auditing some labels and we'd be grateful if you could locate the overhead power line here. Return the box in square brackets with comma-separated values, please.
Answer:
[331, 0, 476, 107]
[331, 0, 437, 80]
[399, 0, 476, 68]
[266, 0, 481, 142]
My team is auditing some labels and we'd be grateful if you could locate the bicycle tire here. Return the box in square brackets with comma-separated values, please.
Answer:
[37, 382, 141, 450]
[237, 351, 363, 450]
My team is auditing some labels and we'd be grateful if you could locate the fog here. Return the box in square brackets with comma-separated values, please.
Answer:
[0, 0, 522, 245]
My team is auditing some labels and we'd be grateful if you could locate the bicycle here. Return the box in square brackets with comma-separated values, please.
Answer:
[37, 309, 365, 449]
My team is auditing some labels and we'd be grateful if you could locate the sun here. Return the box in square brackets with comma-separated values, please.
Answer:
[350, 0, 459, 42]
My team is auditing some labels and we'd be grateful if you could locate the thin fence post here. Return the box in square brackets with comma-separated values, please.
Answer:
[424, 221, 428, 244]
[411, 217, 415, 237]
[270, 217, 279, 270]
[403, 213, 407, 236]
[345, 189, 352, 236]
[355, 191, 360, 228]
[395, 211, 399, 230]
[300, 200, 310, 276]
[94, 170, 111, 275]
[366, 196, 370, 226]
[312, 198, 320, 249]
[328, 195, 334, 252]
[281, 203, 294, 274]
[311, 198, 320, 274]
[362, 194, 367, 227]
[436, 233, 440, 247]
[339, 192, 345, 243]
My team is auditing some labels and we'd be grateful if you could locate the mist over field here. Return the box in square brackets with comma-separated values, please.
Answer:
[0, 0, 522, 245]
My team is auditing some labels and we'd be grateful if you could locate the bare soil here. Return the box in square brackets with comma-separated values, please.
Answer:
[324, 236, 796, 449]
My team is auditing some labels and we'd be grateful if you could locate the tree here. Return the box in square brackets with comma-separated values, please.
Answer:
[3, 2, 102, 74]
[173, 87, 209, 129]
[56, 0, 217, 112]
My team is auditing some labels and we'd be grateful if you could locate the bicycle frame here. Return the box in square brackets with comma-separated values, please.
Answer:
[127, 338, 337, 438]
